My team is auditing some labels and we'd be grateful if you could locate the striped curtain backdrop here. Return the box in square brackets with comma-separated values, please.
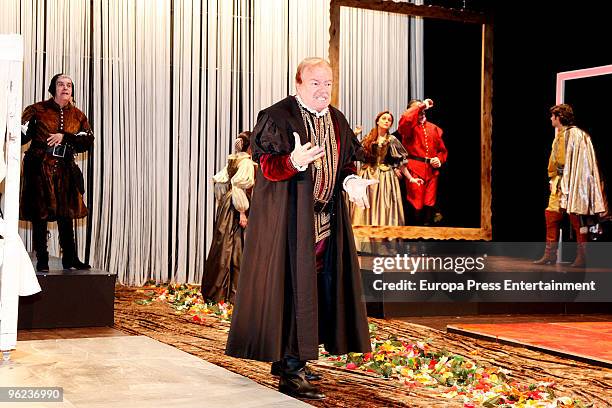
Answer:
[2, 0, 421, 285]
[339, 0, 422, 137]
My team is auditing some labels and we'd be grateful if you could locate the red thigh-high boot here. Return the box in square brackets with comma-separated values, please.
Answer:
[533, 210, 563, 265]
[569, 214, 588, 268]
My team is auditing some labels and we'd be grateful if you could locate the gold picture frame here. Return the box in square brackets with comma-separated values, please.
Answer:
[329, 0, 493, 240]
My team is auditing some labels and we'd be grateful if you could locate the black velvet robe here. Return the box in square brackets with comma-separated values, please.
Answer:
[225, 96, 371, 361]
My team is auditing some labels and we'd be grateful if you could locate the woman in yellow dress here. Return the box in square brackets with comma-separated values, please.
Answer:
[351, 111, 421, 251]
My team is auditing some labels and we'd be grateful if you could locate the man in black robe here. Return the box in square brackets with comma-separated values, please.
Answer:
[225, 57, 375, 400]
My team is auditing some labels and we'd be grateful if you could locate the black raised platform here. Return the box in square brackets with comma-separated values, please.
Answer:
[18, 256, 117, 329]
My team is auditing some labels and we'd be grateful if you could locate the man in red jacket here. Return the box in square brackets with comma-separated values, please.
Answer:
[397, 99, 448, 225]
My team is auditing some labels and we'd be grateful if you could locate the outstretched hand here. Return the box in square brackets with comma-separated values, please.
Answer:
[290, 132, 325, 168]
[345, 177, 378, 209]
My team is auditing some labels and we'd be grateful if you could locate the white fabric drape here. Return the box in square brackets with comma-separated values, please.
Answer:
[410, 0, 424, 99]
[2, 0, 422, 285]
[92, 0, 172, 284]
[0, 34, 41, 354]
[253, 0, 330, 108]
[339, 0, 422, 135]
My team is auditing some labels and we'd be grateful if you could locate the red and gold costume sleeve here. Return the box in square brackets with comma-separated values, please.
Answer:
[259, 154, 299, 181]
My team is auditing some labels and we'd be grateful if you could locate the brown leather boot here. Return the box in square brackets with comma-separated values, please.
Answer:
[571, 243, 586, 268]
[569, 214, 588, 268]
[534, 210, 563, 265]
[533, 242, 558, 265]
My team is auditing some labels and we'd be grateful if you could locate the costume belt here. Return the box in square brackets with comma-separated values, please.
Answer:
[408, 154, 431, 164]
[46, 144, 73, 158]
[31, 142, 74, 159]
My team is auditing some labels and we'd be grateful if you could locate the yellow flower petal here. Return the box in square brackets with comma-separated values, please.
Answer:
[441, 390, 458, 399]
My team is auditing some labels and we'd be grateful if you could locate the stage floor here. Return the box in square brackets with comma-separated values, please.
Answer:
[10, 288, 612, 407]
[1, 335, 308, 408]
[448, 321, 612, 368]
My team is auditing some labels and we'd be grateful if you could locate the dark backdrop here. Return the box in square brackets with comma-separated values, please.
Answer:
[424, 0, 612, 240]
[424, 19, 482, 228]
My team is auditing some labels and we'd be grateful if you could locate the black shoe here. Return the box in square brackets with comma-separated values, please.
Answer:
[271, 361, 282, 376]
[271, 361, 322, 381]
[36, 259, 49, 272]
[278, 374, 325, 400]
[63, 258, 91, 270]
[304, 367, 322, 381]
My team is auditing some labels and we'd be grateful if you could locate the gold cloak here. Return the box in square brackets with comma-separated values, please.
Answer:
[560, 127, 607, 215]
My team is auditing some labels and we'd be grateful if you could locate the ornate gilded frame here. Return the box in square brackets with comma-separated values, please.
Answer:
[329, 0, 493, 240]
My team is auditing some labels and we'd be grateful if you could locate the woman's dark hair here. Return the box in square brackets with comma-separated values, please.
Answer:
[235, 131, 252, 152]
[550, 104, 575, 126]
[361, 110, 394, 154]
[48, 73, 74, 100]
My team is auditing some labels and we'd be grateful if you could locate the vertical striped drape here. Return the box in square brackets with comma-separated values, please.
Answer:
[339, 0, 421, 136]
[410, 0, 424, 100]
[2, 0, 422, 285]
[93, 0, 172, 284]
